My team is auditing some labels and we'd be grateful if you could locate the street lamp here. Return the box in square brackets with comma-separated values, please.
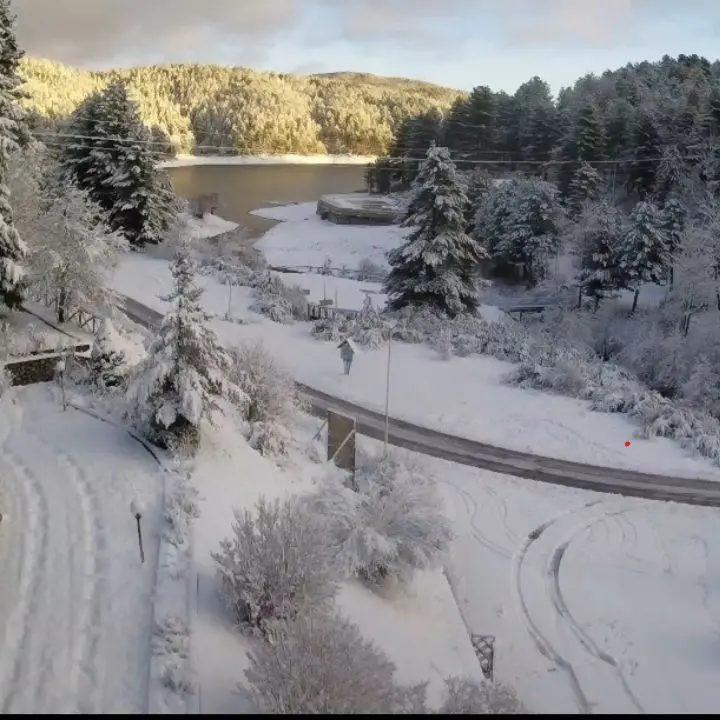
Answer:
[383, 321, 397, 455]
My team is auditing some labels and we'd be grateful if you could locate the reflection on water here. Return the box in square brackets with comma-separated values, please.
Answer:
[167, 163, 367, 237]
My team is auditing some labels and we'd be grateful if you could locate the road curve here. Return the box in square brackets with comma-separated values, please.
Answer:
[113, 292, 720, 508]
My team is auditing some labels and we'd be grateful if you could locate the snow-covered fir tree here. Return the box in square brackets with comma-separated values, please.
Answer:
[90, 318, 126, 389]
[618, 200, 669, 313]
[463, 167, 493, 232]
[476, 177, 564, 285]
[575, 201, 624, 308]
[384, 145, 484, 317]
[654, 145, 687, 203]
[28, 185, 128, 322]
[0, 0, 31, 310]
[125, 243, 239, 452]
[60, 80, 178, 249]
[661, 197, 687, 286]
[567, 161, 604, 218]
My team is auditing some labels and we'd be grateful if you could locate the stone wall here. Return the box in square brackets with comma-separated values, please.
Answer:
[5, 344, 91, 387]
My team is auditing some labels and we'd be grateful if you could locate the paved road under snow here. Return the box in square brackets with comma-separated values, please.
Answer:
[115, 292, 720, 507]
[0, 387, 163, 713]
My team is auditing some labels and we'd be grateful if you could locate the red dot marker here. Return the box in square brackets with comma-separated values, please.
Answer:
[624, 441, 631, 447]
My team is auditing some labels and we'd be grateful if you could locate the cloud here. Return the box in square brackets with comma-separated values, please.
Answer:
[11, 0, 719, 68]
[13, 0, 297, 66]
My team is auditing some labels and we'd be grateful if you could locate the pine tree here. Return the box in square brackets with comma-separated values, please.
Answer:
[476, 178, 564, 286]
[61, 80, 178, 248]
[567, 162, 604, 218]
[514, 77, 558, 161]
[627, 112, 662, 199]
[576, 201, 623, 308]
[125, 244, 240, 452]
[661, 197, 687, 286]
[701, 83, 720, 138]
[557, 102, 606, 195]
[451, 86, 495, 160]
[654, 145, 687, 203]
[618, 201, 669, 313]
[463, 168, 493, 232]
[90, 318, 126, 389]
[384, 145, 484, 317]
[0, 0, 31, 310]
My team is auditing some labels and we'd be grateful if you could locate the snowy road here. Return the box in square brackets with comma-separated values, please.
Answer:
[0, 387, 163, 713]
[114, 291, 720, 507]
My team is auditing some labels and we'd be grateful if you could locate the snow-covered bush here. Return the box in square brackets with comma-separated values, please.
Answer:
[163, 478, 200, 548]
[153, 614, 190, 660]
[304, 451, 453, 585]
[248, 273, 308, 324]
[89, 318, 127, 390]
[228, 341, 307, 455]
[438, 676, 525, 714]
[212, 496, 338, 638]
[357, 257, 387, 282]
[244, 610, 428, 714]
[0, 366, 12, 401]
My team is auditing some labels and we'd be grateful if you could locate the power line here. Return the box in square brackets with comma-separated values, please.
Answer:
[33, 126, 720, 168]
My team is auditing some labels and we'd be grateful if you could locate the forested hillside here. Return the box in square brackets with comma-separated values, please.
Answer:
[19, 58, 463, 157]
[369, 53, 720, 200]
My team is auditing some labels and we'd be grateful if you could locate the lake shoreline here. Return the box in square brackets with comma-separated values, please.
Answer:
[160, 153, 375, 169]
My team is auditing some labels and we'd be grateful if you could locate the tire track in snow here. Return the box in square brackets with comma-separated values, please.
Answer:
[546, 511, 645, 714]
[0, 445, 51, 714]
[52, 447, 108, 714]
[511, 501, 603, 715]
[438, 475, 513, 558]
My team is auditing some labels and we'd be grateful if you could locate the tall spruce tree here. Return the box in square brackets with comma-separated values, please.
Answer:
[576, 201, 624, 309]
[60, 80, 177, 248]
[384, 145, 483, 317]
[567, 162, 604, 218]
[619, 200, 669, 313]
[0, 0, 31, 309]
[125, 244, 240, 452]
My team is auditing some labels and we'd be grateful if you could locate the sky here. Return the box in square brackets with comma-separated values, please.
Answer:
[12, 0, 720, 95]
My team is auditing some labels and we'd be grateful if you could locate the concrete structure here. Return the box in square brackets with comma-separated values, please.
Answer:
[316, 193, 398, 225]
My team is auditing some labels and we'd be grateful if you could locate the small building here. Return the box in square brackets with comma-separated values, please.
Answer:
[317, 194, 398, 226]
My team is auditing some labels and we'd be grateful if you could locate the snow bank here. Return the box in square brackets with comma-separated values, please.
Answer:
[160, 154, 375, 169]
[176, 211, 238, 240]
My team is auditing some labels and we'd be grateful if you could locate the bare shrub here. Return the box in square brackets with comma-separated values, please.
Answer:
[212, 497, 337, 638]
[244, 610, 428, 714]
[439, 676, 526, 714]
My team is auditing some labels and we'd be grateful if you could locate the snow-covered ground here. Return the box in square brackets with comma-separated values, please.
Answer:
[160, 154, 375, 169]
[277, 271, 386, 309]
[175, 211, 238, 240]
[252, 201, 403, 269]
[0, 386, 163, 713]
[351, 435, 720, 714]
[112, 252, 720, 481]
[105, 200, 720, 713]
[188, 415, 481, 713]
